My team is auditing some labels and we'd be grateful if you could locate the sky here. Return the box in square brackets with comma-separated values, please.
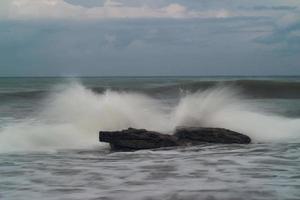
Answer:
[0, 0, 300, 76]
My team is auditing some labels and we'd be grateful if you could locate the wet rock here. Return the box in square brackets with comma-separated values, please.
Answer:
[99, 127, 251, 151]
[99, 128, 179, 151]
[175, 127, 251, 145]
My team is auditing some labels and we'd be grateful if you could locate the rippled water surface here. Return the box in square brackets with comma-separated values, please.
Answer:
[1, 144, 300, 200]
[1, 77, 300, 199]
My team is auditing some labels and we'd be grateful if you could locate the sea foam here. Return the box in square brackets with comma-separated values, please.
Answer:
[0, 82, 299, 152]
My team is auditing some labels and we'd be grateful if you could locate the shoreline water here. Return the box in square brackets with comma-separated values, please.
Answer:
[0, 77, 300, 199]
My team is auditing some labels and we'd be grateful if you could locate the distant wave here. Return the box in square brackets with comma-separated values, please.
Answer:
[144, 80, 300, 98]
[2, 80, 300, 100]
[0, 90, 47, 100]
[0, 82, 300, 153]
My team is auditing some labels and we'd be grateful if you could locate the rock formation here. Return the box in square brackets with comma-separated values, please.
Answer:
[100, 128, 179, 150]
[174, 127, 251, 145]
[99, 127, 251, 151]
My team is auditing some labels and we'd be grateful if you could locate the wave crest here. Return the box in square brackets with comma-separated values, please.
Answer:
[0, 83, 299, 153]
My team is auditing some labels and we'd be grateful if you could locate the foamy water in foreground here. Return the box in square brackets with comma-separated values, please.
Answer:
[0, 77, 300, 199]
[1, 144, 300, 200]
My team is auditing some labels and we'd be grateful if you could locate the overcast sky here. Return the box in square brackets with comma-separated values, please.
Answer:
[0, 0, 300, 76]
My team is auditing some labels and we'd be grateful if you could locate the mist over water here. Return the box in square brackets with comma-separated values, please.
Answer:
[1, 81, 300, 153]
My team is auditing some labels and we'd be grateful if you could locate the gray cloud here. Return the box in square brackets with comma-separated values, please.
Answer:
[64, 0, 105, 7]
[0, 0, 300, 76]
[255, 23, 300, 54]
[252, 5, 297, 11]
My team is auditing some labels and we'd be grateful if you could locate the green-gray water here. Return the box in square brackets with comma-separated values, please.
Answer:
[0, 77, 300, 199]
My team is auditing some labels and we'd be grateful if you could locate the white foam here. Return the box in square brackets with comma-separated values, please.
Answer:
[0, 83, 299, 153]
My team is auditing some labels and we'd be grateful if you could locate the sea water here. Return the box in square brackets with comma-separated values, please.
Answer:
[0, 77, 300, 199]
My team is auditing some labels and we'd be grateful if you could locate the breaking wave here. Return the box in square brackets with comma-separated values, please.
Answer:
[0, 82, 300, 153]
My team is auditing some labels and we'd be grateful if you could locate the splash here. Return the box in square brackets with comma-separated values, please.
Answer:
[174, 88, 300, 142]
[0, 83, 299, 152]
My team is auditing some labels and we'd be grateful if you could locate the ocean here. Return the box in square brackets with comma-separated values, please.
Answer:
[0, 77, 300, 200]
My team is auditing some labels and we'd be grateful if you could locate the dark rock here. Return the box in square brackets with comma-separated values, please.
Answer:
[99, 127, 251, 151]
[99, 128, 179, 151]
[175, 127, 251, 145]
